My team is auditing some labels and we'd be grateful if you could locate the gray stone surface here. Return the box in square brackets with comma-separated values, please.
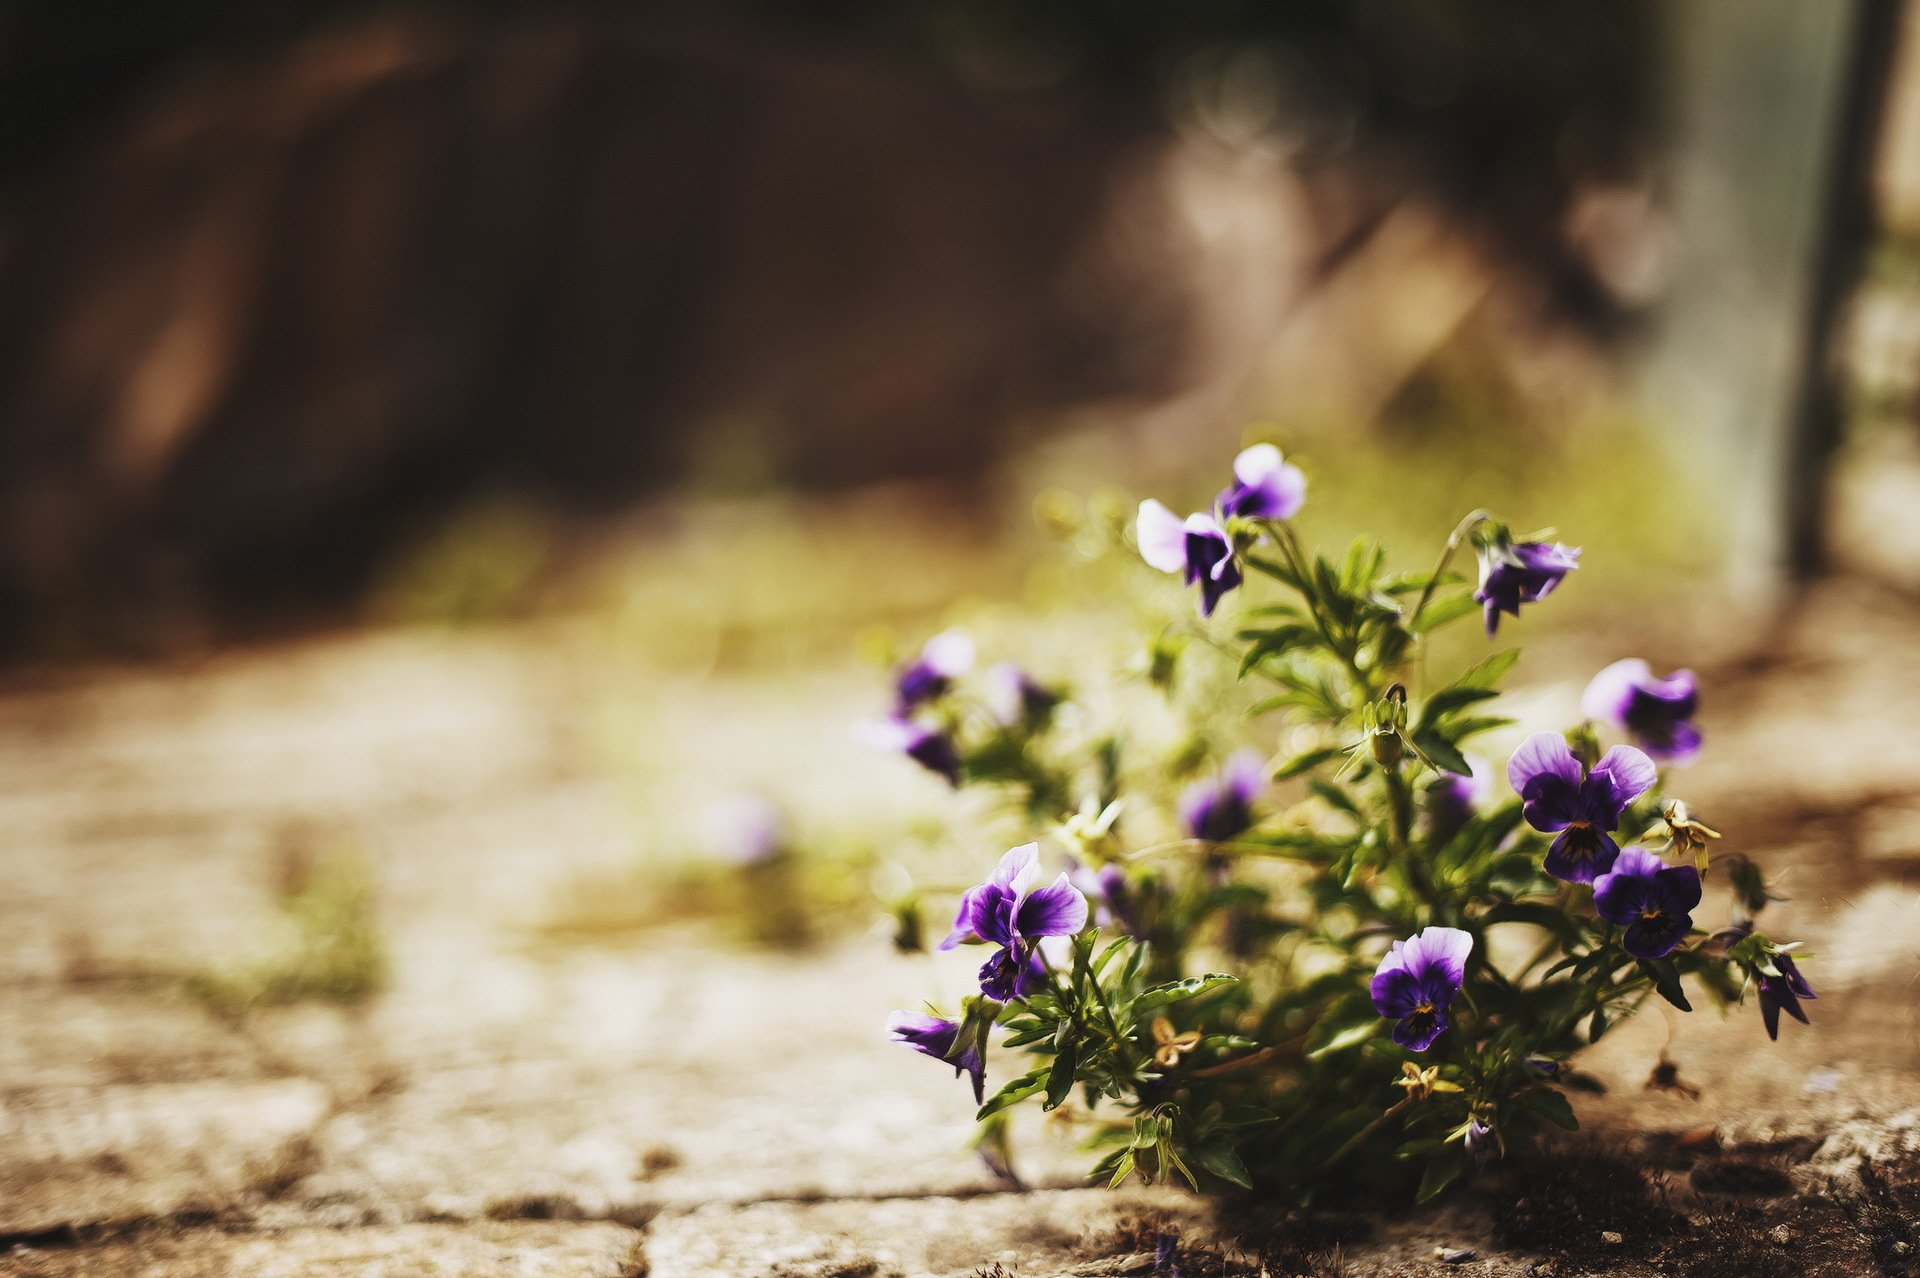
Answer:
[0, 1223, 642, 1277]
[0, 590, 1916, 1271]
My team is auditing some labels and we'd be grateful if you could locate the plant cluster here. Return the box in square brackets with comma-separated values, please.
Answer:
[878, 445, 1812, 1201]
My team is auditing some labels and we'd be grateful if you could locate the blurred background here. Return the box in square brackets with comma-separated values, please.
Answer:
[3, 1, 1920, 1267]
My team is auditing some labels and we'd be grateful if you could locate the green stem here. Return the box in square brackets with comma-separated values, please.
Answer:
[1408, 509, 1491, 631]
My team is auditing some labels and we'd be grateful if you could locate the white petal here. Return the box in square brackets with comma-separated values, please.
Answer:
[1233, 443, 1285, 486]
[921, 628, 975, 678]
[1136, 500, 1188, 573]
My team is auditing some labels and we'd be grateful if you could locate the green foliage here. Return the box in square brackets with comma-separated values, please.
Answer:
[886, 471, 1802, 1203]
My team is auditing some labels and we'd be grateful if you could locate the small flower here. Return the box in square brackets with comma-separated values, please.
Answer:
[1371, 926, 1473, 1052]
[1179, 750, 1265, 843]
[1425, 755, 1489, 843]
[1137, 500, 1243, 617]
[941, 843, 1089, 950]
[1722, 853, 1783, 920]
[859, 717, 963, 785]
[1464, 1116, 1497, 1169]
[985, 661, 1061, 728]
[1215, 443, 1307, 520]
[894, 629, 975, 712]
[1592, 846, 1701, 959]
[1474, 539, 1580, 635]
[887, 1011, 986, 1104]
[1582, 659, 1702, 763]
[1393, 1061, 1464, 1099]
[1071, 860, 1145, 938]
[1659, 800, 1721, 875]
[1757, 951, 1816, 1041]
[1507, 733, 1657, 883]
[1151, 1016, 1203, 1067]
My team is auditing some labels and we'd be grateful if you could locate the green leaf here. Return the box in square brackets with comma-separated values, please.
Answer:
[1309, 779, 1361, 817]
[1194, 1142, 1254, 1189]
[1305, 1018, 1381, 1059]
[1415, 1152, 1467, 1203]
[976, 1067, 1049, 1120]
[1517, 1087, 1580, 1131]
[1416, 685, 1500, 727]
[1044, 1039, 1079, 1111]
[1106, 1150, 1139, 1189]
[1133, 973, 1238, 1013]
[1272, 746, 1344, 780]
[1456, 648, 1521, 689]
[1409, 592, 1479, 633]
[1412, 731, 1471, 777]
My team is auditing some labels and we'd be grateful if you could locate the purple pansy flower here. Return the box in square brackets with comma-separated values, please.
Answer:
[1215, 444, 1307, 520]
[1592, 847, 1701, 959]
[1581, 659, 1702, 764]
[1180, 750, 1265, 843]
[1370, 926, 1473, 1052]
[1507, 733, 1657, 883]
[1425, 755, 1489, 843]
[1756, 952, 1816, 1041]
[893, 629, 974, 712]
[1474, 540, 1580, 635]
[941, 844, 1088, 999]
[860, 716, 963, 785]
[1137, 501, 1243, 617]
[1071, 861, 1145, 938]
[887, 1011, 986, 1103]
[985, 662, 1060, 729]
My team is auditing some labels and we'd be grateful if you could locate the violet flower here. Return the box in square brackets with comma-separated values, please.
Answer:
[1180, 750, 1265, 843]
[1474, 540, 1580, 636]
[893, 628, 974, 712]
[1581, 658, 1702, 763]
[941, 843, 1088, 1000]
[887, 1011, 986, 1103]
[1215, 444, 1306, 520]
[1137, 501, 1242, 617]
[1592, 847, 1701, 959]
[1757, 952, 1816, 1041]
[1507, 733, 1656, 883]
[985, 662, 1060, 729]
[1425, 755, 1489, 843]
[1370, 926, 1473, 1052]
[1465, 1117, 1496, 1169]
[1071, 861, 1145, 938]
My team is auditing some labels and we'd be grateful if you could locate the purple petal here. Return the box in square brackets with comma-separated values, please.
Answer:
[1400, 926, 1473, 988]
[1137, 500, 1189, 574]
[1219, 445, 1308, 520]
[1015, 873, 1090, 939]
[1544, 826, 1618, 884]
[1587, 745, 1657, 817]
[1393, 1008, 1449, 1052]
[1370, 965, 1422, 1018]
[1580, 659, 1649, 728]
[1508, 733, 1584, 831]
[987, 843, 1041, 893]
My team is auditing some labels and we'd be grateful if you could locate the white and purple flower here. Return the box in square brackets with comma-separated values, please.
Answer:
[1581, 659, 1702, 764]
[1424, 755, 1489, 843]
[1592, 846, 1701, 959]
[887, 1011, 986, 1103]
[1474, 540, 1580, 636]
[1179, 750, 1266, 844]
[1137, 501, 1243, 617]
[940, 843, 1089, 1001]
[862, 716, 963, 786]
[1507, 733, 1656, 883]
[985, 662, 1061, 729]
[1370, 926, 1473, 1052]
[1137, 445, 1306, 617]
[893, 628, 975, 713]
[1214, 444, 1307, 521]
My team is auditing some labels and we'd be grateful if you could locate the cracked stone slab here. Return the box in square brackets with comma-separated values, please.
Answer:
[0, 1080, 329, 1235]
[0, 1222, 643, 1277]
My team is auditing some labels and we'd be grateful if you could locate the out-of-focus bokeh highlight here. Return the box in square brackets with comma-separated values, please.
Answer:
[3, 1, 1920, 1267]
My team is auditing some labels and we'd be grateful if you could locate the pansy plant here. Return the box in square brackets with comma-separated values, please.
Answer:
[879, 447, 1810, 1204]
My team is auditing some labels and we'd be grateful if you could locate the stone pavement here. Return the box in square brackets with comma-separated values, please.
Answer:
[0, 584, 1917, 1276]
